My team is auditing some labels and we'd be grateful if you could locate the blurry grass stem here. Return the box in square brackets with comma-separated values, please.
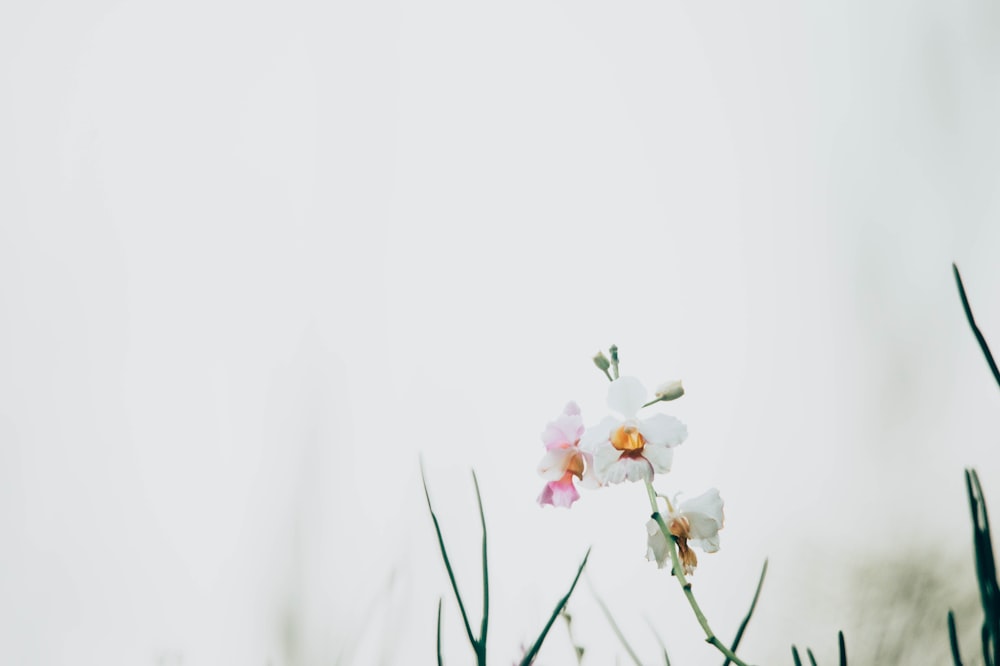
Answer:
[644, 481, 754, 666]
[560, 610, 585, 665]
[645, 618, 672, 666]
[588, 578, 644, 666]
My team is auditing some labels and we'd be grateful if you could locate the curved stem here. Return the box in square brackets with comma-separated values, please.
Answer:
[643, 480, 754, 666]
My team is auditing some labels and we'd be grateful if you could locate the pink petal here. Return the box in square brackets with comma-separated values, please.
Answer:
[537, 474, 580, 508]
[541, 401, 585, 450]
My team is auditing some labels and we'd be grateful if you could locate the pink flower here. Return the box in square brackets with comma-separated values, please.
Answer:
[537, 402, 599, 508]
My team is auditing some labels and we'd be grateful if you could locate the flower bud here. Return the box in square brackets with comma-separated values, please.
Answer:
[654, 380, 684, 401]
[592, 351, 611, 372]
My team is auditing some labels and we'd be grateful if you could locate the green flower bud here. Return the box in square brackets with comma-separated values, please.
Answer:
[654, 380, 684, 401]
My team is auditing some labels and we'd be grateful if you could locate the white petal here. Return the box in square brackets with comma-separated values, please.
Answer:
[592, 442, 622, 481]
[638, 414, 687, 448]
[600, 460, 629, 484]
[579, 416, 620, 452]
[691, 535, 721, 553]
[641, 443, 673, 474]
[679, 488, 725, 537]
[578, 451, 603, 489]
[646, 519, 670, 568]
[620, 457, 653, 483]
[537, 448, 572, 481]
[607, 376, 647, 419]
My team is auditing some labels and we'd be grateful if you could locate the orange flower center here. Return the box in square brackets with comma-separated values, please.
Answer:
[611, 424, 646, 457]
[566, 452, 585, 480]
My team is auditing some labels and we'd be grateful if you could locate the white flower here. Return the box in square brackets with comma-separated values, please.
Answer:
[646, 488, 725, 575]
[580, 376, 687, 484]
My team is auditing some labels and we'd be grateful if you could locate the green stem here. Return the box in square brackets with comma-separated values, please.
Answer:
[643, 480, 754, 666]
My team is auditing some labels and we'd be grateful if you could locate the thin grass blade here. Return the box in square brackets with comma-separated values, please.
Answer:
[948, 610, 964, 666]
[420, 460, 478, 651]
[953, 263, 1000, 391]
[472, 470, 489, 661]
[983, 622, 993, 666]
[966, 469, 1000, 665]
[971, 469, 1000, 659]
[791, 645, 803, 666]
[645, 618, 671, 666]
[589, 579, 643, 666]
[722, 559, 768, 666]
[806, 647, 818, 666]
[519, 548, 591, 666]
[560, 610, 585, 665]
[437, 598, 444, 666]
[837, 631, 847, 666]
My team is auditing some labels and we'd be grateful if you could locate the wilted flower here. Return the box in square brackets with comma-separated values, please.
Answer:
[580, 377, 687, 484]
[537, 402, 599, 508]
[646, 488, 725, 575]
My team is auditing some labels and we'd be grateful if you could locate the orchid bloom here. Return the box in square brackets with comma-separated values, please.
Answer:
[580, 376, 687, 484]
[646, 488, 725, 575]
[537, 402, 599, 508]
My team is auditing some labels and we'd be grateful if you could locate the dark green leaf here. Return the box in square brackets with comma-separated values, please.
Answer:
[473, 470, 489, 662]
[436, 599, 444, 666]
[948, 610, 964, 666]
[723, 559, 768, 666]
[953, 263, 1000, 391]
[420, 460, 478, 654]
[519, 548, 591, 666]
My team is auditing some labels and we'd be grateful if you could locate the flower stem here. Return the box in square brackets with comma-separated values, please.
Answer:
[643, 480, 754, 666]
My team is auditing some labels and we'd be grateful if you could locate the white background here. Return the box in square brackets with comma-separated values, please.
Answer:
[3, 0, 1000, 664]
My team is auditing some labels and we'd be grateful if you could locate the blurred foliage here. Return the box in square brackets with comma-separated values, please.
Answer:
[843, 549, 979, 664]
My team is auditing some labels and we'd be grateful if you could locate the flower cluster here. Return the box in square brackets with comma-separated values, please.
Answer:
[536, 363, 725, 575]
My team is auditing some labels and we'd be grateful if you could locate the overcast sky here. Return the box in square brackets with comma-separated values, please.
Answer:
[3, 0, 1000, 664]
